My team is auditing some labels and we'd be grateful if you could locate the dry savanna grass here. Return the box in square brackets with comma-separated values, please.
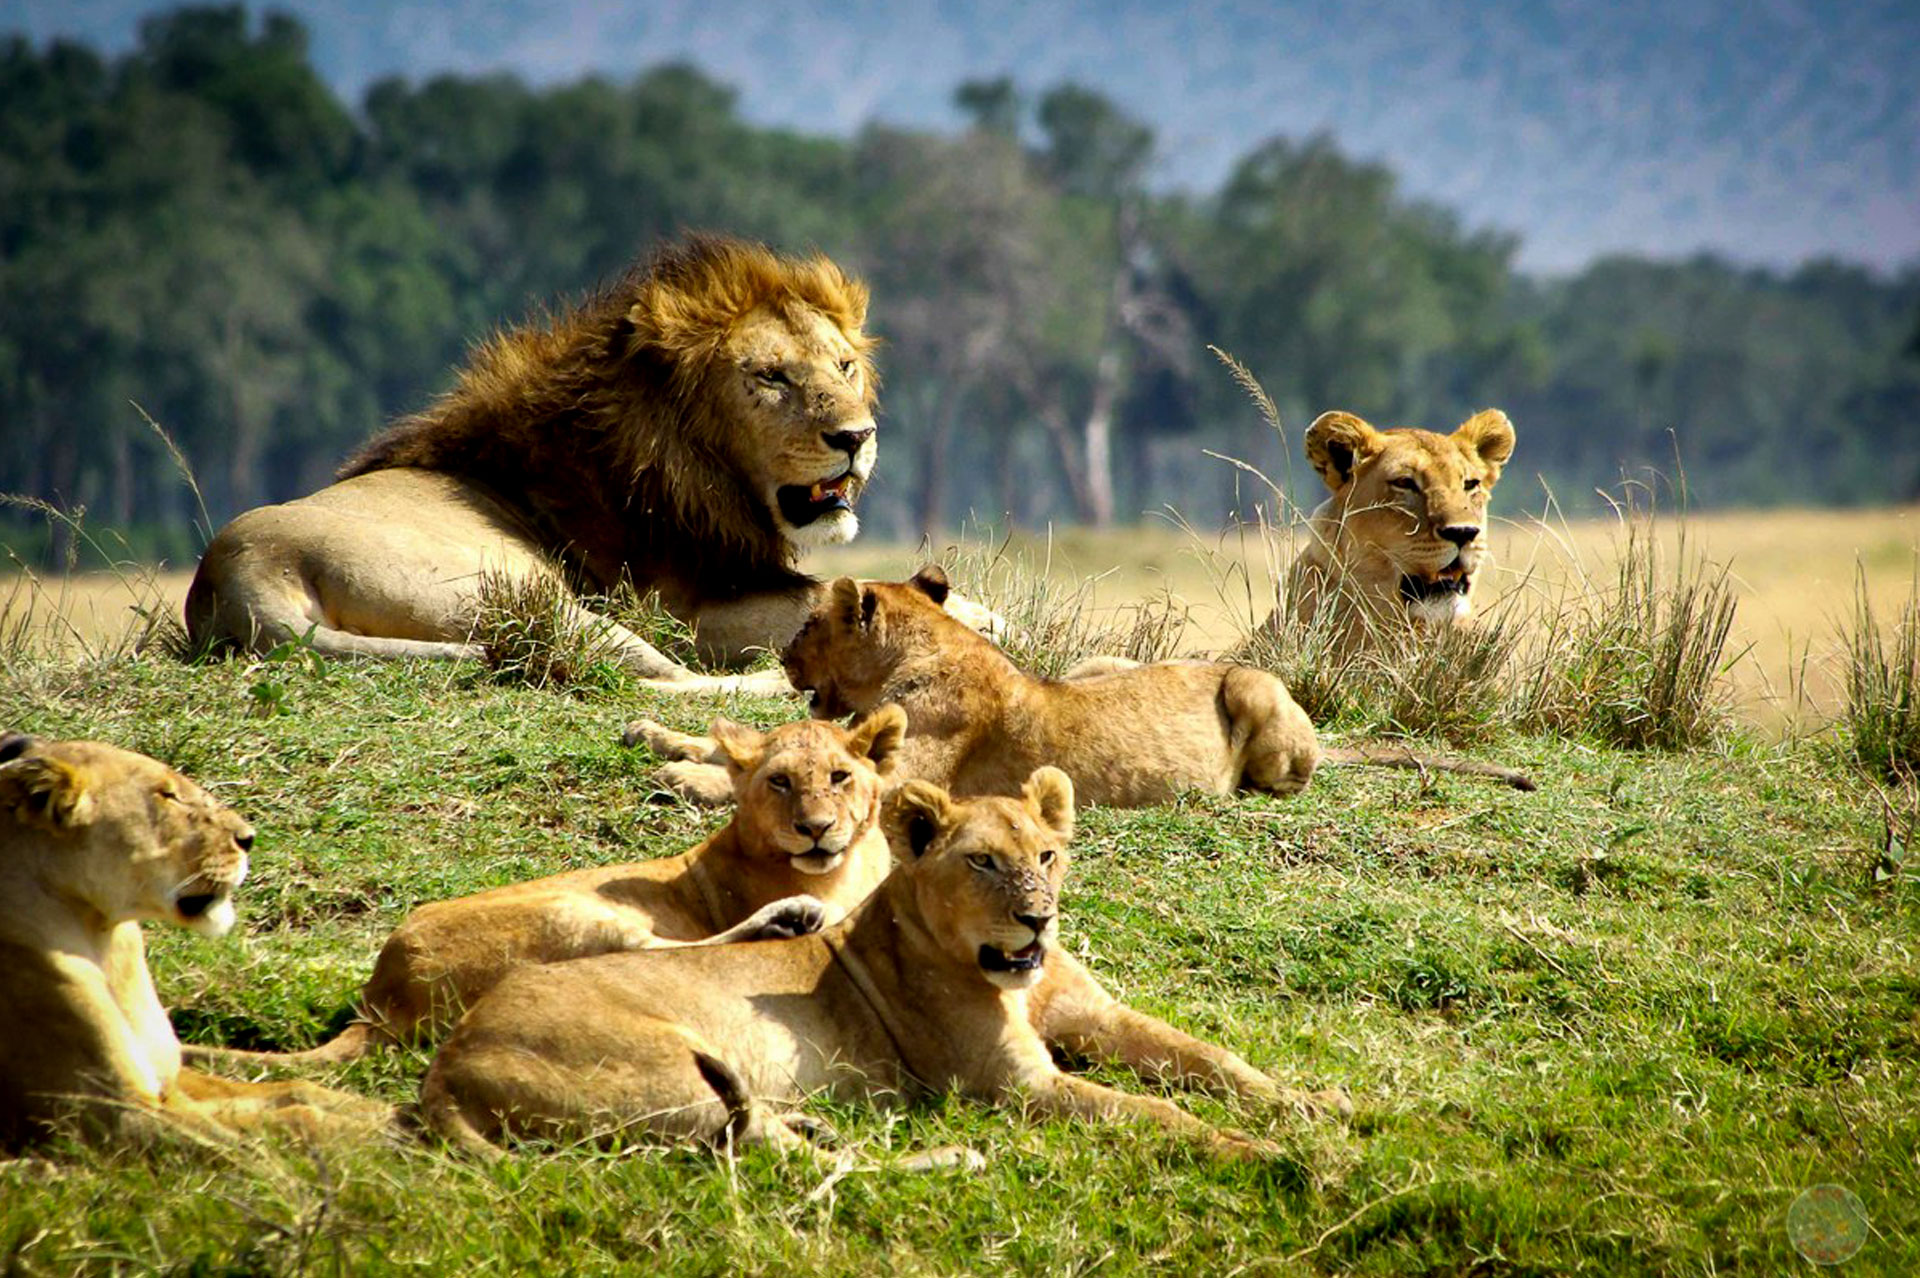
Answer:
[8, 504, 1918, 731]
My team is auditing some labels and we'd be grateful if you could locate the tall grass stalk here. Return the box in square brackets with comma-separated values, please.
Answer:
[1844, 566, 1920, 778]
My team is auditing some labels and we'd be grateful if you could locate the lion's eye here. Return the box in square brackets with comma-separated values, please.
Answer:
[829, 770, 851, 786]
[754, 367, 790, 388]
[966, 853, 995, 872]
[838, 358, 856, 380]
[1388, 476, 1420, 493]
[767, 775, 793, 793]
[1038, 849, 1057, 866]
[1463, 477, 1481, 491]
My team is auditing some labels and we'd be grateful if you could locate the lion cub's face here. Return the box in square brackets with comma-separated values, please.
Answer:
[719, 302, 880, 550]
[783, 568, 955, 720]
[0, 735, 253, 937]
[710, 707, 905, 876]
[883, 769, 1074, 992]
[1305, 409, 1516, 624]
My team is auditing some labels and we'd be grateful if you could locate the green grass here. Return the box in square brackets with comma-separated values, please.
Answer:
[2, 652, 1915, 1274]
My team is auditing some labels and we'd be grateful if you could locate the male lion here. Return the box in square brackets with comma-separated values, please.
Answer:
[0, 735, 389, 1149]
[188, 234, 891, 692]
[1277, 408, 1517, 647]
[193, 709, 906, 1067]
[421, 770, 1309, 1160]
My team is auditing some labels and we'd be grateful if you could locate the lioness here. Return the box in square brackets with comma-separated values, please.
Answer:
[188, 234, 942, 692]
[195, 710, 905, 1066]
[421, 770, 1296, 1159]
[1277, 408, 1516, 646]
[0, 735, 389, 1149]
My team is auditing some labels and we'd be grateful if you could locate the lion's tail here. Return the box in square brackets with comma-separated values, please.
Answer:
[1322, 745, 1537, 791]
[182, 1023, 379, 1069]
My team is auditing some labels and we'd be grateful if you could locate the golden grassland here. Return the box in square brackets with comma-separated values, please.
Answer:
[6, 505, 1917, 728]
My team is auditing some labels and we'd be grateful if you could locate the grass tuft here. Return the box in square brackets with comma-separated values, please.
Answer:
[1844, 566, 1920, 779]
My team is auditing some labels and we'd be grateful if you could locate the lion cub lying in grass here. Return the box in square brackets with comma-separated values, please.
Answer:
[422, 769, 1301, 1159]
[632, 566, 1530, 805]
[199, 711, 904, 1066]
[0, 735, 388, 1149]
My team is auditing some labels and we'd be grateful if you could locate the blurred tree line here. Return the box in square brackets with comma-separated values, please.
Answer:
[3, 7, 1917, 565]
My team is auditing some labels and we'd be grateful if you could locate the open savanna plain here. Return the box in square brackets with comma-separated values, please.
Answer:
[0, 505, 1917, 1274]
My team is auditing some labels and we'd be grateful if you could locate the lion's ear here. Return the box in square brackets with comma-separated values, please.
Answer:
[848, 704, 907, 777]
[1023, 767, 1075, 843]
[0, 754, 96, 832]
[1453, 409, 1515, 477]
[709, 717, 765, 778]
[826, 577, 863, 628]
[884, 780, 952, 860]
[1304, 411, 1383, 491]
[0, 732, 34, 764]
[908, 565, 950, 605]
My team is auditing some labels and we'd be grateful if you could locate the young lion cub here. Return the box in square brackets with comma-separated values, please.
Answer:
[0, 734, 388, 1149]
[199, 709, 903, 1066]
[421, 769, 1285, 1160]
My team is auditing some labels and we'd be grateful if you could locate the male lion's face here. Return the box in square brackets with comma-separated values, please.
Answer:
[711, 707, 904, 876]
[722, 303, 879, 549]
[0, 735, 253, 937]
[883, 769, 1075, 993]
[1305, 409, 1516, 625]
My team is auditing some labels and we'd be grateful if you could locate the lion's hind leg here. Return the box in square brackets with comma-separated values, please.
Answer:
[1220, 666, 1321, 796]
[421, 1009, 793, 1156]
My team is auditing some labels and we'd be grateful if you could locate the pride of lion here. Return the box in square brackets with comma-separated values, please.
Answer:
[6, 231, 1535, 1167]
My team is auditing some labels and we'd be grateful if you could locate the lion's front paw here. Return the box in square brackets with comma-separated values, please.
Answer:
[741, 894, 834, 940]
[654, 761, 734, 806]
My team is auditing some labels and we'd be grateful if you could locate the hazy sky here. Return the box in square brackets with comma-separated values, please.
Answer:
[9, 0, 1918, 274]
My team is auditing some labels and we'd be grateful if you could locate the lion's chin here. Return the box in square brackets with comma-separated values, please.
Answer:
[176, 892, 237, 938]
[785, 507, 860, 549]
[789, 849, 844, 876]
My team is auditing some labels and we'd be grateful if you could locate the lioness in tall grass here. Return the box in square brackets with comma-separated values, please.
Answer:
[195, 711, 904, 1066]
[1274, 408, 1517, 647]
[422, 770, 1310, 1160]
[0, 735, 389, 1149]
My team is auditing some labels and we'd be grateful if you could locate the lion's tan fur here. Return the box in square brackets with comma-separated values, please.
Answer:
[198, 711, 904, 1067]
[0, 736, 388, 1149]
[1280, 408, 1517, 648]
[420, 771, 1301, 1160]
[775, 568, 1321, 806]
[186, 234, 884, 690]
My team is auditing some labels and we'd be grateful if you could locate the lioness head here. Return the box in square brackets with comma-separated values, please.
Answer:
[0, 734, 253, 937]
[783, 566, 955, 719]
[1303, 409, 1516, 625]
[708, 706, 906, 876]
[883, 769, 1074, 992]
[626, 236, 880, 549]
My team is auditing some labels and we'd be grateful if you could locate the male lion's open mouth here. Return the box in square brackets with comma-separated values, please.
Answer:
[777, 473, 857, 527]
[978, 942, 1046, 974]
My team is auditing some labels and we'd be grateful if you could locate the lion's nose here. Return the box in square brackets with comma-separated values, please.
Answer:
[1439, 524, 1480, 547]
[1014, 910, 1053, 936]
[823, 426, 874, 457]
[794, 815, 833, 840]
[234, 828, 255, 853]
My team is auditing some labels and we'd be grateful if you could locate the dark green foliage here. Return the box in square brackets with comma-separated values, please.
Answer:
[4, 7, 1916, 569]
